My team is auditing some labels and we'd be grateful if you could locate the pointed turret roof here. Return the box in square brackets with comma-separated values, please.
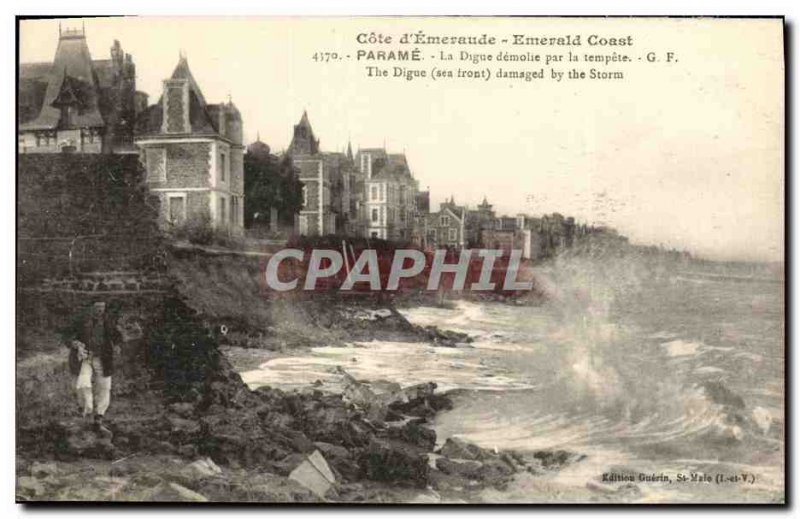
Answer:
[299, 109, 311, 127]
[288, 109, 320, 156]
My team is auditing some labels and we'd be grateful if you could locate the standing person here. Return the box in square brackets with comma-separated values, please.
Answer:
[65, 301, 119, 436]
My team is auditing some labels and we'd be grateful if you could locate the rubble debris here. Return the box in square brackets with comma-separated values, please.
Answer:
[288, 450, 336, 499]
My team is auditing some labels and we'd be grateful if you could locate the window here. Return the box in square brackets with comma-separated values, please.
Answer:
[219, 196, 227, 224]
[448, 228, 457, 241]
[371, 185, 378, 201]
[440, 215, 450, 226]
[230, 196, 237, 225]
[298, 215, 308, 235]
[219, 151, 227, 182]
[302, 185, 308, 208]
[82, 128, 97, 144]
[167, 194, 186, 224]
[371, 231, 378, 238]
[371, 208, 379, 222]
[146, 148, 167, 182]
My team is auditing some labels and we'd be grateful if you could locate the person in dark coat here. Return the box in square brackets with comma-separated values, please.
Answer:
[64, 301, 120, 435]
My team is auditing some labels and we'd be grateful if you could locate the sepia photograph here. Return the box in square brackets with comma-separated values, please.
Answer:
[14, 14, 785, 505]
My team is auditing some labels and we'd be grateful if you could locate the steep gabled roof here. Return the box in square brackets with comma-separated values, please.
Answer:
[170, 56, 208, 106]
[371, 152, 413, 182]
[428, 205, 464, 226]
[20, 32, 105, 130]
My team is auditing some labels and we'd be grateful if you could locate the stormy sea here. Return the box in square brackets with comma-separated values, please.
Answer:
[241, 256, 785, 503]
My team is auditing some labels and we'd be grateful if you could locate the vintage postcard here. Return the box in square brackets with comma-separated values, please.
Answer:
[16, 16, 784, 504]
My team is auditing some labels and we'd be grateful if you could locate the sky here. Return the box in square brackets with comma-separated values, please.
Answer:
[19, 17, 785, 262]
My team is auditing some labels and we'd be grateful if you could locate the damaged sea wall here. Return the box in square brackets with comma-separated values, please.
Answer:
[17, 154, 165, 287]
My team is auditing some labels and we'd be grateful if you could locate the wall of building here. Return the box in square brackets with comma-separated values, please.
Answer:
[154, 190, 210, 226]
[480, 229, 516, 254]
[140, 141, 211, 189]
[18, 129, 104, 154]
[426, 210, 463, 248]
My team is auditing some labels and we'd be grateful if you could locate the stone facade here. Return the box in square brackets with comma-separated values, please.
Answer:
[420, 201, 466, 249]
[287, 112, 359, 237]
[359, 149, 418, 241]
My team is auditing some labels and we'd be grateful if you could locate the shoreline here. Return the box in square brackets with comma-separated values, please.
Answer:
[16, 289, 584, 503]
[20, 245, 781, 503]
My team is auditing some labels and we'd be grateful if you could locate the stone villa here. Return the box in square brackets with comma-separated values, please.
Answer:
[134, 55, 245, 233]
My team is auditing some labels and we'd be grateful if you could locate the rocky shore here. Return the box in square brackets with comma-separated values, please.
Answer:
[16, 287, 587, 503]
[15, 240, 595, 503]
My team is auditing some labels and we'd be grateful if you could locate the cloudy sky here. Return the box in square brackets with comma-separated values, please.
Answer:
[20, 17, 784, 261]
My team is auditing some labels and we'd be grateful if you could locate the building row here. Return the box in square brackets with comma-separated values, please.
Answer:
[18, 27, 598, 259]
[282, 110, 423, 242]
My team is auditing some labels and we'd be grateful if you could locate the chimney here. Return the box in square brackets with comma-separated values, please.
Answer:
[161, 79, 190, 134]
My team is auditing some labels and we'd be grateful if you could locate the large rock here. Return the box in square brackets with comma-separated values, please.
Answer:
[435, 454, 516, 485]
[314, 441, 360, 481]
[288, 450, 336, 499]
[438, 437, 491, 461]
[423, 326, 472, 347]
[435, 457, 484, 479]
[388, 383, 453, 419]
[531, 449, 584, 469]
[359, 438, 429, 487]
[384, 420, 436, 451]
[340, 370, 403, 422]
